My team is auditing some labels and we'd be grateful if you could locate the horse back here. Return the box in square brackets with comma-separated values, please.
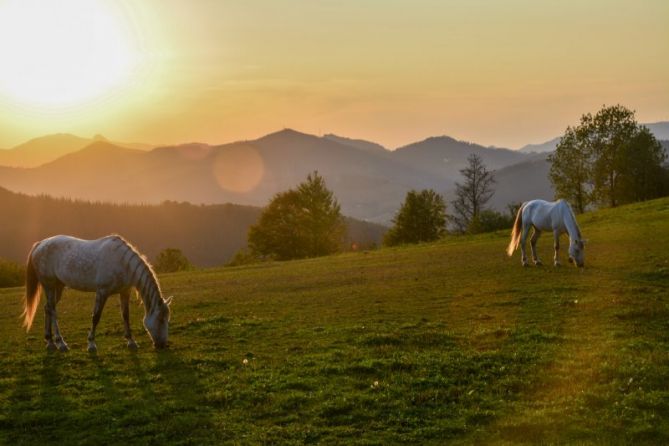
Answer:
[32, 235, 124, 292]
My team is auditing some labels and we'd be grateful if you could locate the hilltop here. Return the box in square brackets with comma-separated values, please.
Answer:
[0, 133, 152, 168]
[0, 197, 666, 443]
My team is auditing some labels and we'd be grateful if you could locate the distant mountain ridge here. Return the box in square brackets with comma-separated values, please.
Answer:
[0, 129, 549, 223]
[0, 133, 153, 168]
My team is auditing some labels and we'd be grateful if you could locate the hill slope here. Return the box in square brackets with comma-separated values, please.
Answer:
[0, 187, 386, 266]
[0, 198, 667, 443]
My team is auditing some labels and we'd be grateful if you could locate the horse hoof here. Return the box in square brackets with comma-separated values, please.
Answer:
[46, 343, 57, 352]
[127, 341, 139, 350]
[554, 262, 561, 267]
[522, 262, 529, 267]
[534, 261, 543, 266]
[87, 345, 98, 354]
[58, 343, 70, 353]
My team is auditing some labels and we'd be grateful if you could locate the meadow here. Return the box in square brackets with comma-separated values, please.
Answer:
[0, 198, 668, 445]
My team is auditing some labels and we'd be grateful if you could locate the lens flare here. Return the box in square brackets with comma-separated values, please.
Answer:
[213, 144, 265, 193]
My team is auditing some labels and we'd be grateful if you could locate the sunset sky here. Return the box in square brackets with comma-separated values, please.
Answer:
[0, 0, 667, 149]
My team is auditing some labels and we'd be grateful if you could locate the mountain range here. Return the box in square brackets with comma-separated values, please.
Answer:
[0, 123, 666, 224]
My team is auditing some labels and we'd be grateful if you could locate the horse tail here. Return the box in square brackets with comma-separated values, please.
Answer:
[506, 204, 524, 256]
[23, 243, 41, 331]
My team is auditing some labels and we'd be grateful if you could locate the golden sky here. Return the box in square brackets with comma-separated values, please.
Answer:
[0, 0, 667, 149]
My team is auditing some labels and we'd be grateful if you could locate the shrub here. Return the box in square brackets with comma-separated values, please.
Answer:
[153, 248, 192, 273]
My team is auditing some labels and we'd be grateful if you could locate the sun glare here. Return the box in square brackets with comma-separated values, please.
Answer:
[0, 0, 139, 108]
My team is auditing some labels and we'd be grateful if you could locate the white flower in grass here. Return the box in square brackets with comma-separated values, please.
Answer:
[242, 358, 249, 365]
[371, 380, 380, 389]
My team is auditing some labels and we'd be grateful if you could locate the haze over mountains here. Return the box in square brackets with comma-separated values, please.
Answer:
[0, 123, 667, 224]
[0, 134, 152, 168]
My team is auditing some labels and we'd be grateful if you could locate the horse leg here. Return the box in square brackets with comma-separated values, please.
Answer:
[531, 229, 542, 266]
[51, 285, 69, 352]
[553, 230, 561, 267]
[120, 290, 138, 350]
[520, 222, 531, 267]
[44, 287, 57, 352]
[87, 290, 110, 353]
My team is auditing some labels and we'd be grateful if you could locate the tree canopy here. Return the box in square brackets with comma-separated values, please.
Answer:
[549, 105, 667, 211]
[248, 172, 345, 260]
[384, 189, 447, 246]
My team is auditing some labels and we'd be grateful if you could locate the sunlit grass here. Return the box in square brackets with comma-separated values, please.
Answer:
[0, 198, 668, 444]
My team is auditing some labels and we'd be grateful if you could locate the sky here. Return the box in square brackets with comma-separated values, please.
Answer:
[0, 0, 667, 149]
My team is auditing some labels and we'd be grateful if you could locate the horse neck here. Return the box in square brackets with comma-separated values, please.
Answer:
[561, 204, 581, 242]
[132, 258, 163, 313]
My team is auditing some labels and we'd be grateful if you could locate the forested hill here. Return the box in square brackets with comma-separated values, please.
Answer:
[0, 187, 386, 266]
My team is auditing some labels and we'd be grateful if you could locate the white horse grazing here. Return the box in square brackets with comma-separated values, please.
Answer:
[507, 199, 585, 268]
[23, 234, 172, 352]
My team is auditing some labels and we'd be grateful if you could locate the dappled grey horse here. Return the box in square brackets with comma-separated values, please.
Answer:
[23, 234, 171, 352]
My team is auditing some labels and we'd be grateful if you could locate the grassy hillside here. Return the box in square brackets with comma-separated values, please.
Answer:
[0, 198, 667, 444]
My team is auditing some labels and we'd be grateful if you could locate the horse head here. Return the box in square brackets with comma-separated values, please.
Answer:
[144, 296, 172, 349]
[568, 239, 585, 268]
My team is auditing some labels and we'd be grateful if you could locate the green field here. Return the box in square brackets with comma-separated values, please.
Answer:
[1, 199, 668, 445]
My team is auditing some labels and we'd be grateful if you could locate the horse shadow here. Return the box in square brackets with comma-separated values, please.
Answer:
[3, 352, 76, 444]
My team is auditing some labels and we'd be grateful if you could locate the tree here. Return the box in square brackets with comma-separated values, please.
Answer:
[615, 127, 667, 204]
[248, 171, 345, 260]
[153, 248, 192, 273]
[384, 189, 447, 246]
[589, 105, 640, 207]
[549, 104, 667, 210]
[548, 125, 592, 213]
[451, 154, 496, 233]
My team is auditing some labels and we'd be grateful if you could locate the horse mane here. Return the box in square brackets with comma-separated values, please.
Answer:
[110, 234, 163, 308]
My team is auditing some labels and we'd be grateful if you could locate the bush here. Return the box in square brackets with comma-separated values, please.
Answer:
[153, 248, 192, 273]
[468, 210, 513, 234]
[226, 249, 269, 267]
[0, 258, 25, 288]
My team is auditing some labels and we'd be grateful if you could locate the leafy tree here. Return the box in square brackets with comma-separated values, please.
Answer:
[384, 189, 447, 246]
[548, 125, 592, 213]
[154, 248, 192, 273]
[549, 105, 667, 209]
[615, 127, 667, 204]
[248, 172, 345, 260]
[451, 154, 495, 233]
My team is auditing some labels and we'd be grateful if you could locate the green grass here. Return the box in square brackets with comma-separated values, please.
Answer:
[1, 198, 668, 445]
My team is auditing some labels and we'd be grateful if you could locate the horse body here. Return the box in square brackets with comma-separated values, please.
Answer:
[507, 199, 585, 267]
[24, 234, 171, 352]
[32, 235, 128, 292]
